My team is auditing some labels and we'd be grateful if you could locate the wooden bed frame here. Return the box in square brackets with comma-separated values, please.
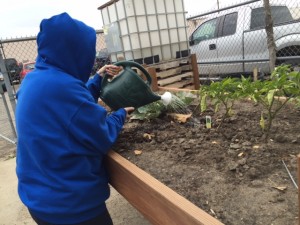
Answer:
[106, 150, 224, 225]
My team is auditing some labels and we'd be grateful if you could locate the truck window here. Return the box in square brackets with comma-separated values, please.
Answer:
[222, 12, 238, 36]
[250, 6, 294, 30]
[191, 18, 218, 45]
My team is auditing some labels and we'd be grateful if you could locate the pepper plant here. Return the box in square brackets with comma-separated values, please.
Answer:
[199, 77, 243, 128]
[241, 65, 300, 141]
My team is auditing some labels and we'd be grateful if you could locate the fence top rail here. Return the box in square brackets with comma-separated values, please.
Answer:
[0, 29, 104, 44]
[1, 36, 37, 44]
[187, 0, 261, 20]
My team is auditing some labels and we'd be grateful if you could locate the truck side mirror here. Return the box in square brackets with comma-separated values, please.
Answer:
[189, 38, 195, 46]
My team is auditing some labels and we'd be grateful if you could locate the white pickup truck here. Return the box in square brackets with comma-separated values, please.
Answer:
[189, 3, 300, 77]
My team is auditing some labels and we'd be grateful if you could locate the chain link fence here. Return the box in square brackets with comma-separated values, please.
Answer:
[0, 46, 17, 145]
[187, 0, 300, 79]
[1, 0, 300, 143]
[0, 91, 17, 144]
[0, 31, 107, 144]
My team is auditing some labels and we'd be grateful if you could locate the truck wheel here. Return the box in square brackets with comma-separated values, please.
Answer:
[277, 59, 299, 66]
[276, 45, 300, 68]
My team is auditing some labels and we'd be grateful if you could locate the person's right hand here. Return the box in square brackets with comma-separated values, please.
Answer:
[97, 65, 122, 77]
[124, 107, 135, 117]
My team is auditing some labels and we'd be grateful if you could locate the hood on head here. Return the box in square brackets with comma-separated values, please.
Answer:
[36, 12, 96, 83]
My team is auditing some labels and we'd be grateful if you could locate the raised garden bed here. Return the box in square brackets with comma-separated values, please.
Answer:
[111, 96, 300, 225]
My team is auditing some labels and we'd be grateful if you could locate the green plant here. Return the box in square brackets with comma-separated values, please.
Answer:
[130, 101, 166, 121]
[243, 65, 300, 140]
[199, 77, 242, 128]
[131, 91, 195, 121]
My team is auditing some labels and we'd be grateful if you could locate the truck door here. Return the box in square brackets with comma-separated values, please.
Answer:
[189, 18, 220, 75]
[216, 12, 244, 75]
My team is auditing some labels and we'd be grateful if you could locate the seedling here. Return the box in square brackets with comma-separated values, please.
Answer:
[199, 77, 242, 128]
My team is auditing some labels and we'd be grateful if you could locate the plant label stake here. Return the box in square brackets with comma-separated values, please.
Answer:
[206, 116, 212, 129]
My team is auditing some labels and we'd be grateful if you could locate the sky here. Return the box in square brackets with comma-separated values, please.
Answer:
[0, 0, 236, 39]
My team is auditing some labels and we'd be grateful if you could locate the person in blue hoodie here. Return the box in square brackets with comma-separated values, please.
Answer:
[15, 13, 134, 225]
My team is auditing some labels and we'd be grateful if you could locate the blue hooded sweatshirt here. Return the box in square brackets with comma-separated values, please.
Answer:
[15, 13, 126, 224]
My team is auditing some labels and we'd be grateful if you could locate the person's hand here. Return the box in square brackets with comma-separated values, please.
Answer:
[97, 65, 122, 77]
[124, 107, 135, 118]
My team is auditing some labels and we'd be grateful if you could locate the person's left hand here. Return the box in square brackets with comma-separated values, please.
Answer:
[97, 65, 122, 77]
[124, 107, 135, 119]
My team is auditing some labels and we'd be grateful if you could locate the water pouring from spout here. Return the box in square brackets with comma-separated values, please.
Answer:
[159, 91, 191, 114]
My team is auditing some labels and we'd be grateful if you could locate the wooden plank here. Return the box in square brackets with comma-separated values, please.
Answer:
[147, 67, 159, 92]
[158, 72, 193, 86]
[181, 64, 192, 72]
[179, 59, 189, 65]
[147, 62, 178, 71]
[164, 79, 193, 89]
[148, 57, 190, 71]
[106, 150, 224, 225]
[156, 67, 182, 79]
[158, 87, 199, 96]
[158, 61, 180, 70]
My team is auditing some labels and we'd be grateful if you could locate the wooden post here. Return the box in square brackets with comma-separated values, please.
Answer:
[297, 154, 300, 225]
[253, 67, 258, 81]
[147, 67, 159, 92]
[106, 150, 224, 225]
[190, 54, 200, 90]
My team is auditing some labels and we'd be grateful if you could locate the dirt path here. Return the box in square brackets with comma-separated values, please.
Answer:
[0, 143, 151, 225]
[0, 158, 34, 225]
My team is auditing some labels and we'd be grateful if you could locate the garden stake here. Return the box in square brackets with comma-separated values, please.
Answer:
[282, 160, 298, 189]
[206, 116, 212, 129]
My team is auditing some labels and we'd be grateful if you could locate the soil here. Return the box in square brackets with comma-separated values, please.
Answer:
[111, 98, 300, 225]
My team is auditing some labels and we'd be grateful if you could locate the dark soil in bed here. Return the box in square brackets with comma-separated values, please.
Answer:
[112, 99, 300, 225]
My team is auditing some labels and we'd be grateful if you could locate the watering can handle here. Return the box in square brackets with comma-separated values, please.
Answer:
[113, 61, 152, 85]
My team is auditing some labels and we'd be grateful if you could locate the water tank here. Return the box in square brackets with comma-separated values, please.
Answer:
[98, 0, 189, 64]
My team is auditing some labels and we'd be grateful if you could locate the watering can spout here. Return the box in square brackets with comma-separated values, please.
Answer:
[160, 91, 172, 106]
[99, 61, 162, 110]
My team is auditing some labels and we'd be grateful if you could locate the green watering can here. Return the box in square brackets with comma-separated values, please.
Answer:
[99, 61, 162, 110]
